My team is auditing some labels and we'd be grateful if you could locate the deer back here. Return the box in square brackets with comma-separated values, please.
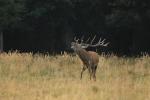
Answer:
[87, 51, 99, 66]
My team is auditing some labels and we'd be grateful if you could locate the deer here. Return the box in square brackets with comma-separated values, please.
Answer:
[71, 36, 109, 81]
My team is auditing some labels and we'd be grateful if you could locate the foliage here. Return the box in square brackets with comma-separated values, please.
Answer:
[2, 0, 150, 54]
[1, 0, 149, 32]
[0, 0, 25, 30]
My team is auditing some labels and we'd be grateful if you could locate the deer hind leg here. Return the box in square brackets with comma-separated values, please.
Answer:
[88, 67, 92, 80]
[80, 65, 86, 80]
[92, 65, 97, 81]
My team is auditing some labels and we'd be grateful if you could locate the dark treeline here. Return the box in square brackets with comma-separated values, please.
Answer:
[1, 0, 150, 55]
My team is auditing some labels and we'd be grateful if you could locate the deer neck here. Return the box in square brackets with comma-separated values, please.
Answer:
[76, 48, 90, 65]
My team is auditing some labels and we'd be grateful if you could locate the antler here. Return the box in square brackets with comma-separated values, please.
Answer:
[90, 35, 96, 44]
[82, 36, 109, 48]
[73, 35, 109, 48]
[89, 37, 109, 47]
[74, 35, 84, 44]
[74, 37, 79, 43]
[80, 35, 84, 44]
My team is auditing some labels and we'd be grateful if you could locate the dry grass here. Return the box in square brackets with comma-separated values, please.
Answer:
[0, 52, 150, 100]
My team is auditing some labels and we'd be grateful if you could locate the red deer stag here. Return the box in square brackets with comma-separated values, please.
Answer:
[71, 36, 109, 81]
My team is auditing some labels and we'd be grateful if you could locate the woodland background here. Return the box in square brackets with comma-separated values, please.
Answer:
[1, 0, 150, 55]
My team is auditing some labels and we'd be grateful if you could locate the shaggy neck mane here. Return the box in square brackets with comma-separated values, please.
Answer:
[76, 48, 91, 65]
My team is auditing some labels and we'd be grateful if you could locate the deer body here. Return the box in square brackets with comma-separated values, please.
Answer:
[71, 36, 109, 81]
[77, 50, 99, 70]
[71, 42, 99, 81]
[78, 50, 99, 81]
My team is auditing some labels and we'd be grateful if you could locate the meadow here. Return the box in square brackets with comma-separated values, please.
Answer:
[0, 52, 150, 100]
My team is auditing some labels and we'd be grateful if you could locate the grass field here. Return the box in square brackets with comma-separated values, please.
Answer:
[0, 52, 150, 100]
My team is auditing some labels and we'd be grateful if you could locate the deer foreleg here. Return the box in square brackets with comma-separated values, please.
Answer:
[80, 65, 86, 79]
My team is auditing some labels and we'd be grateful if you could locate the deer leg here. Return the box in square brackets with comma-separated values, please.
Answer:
[92, 65, 97, 81]
[88, 67, 92, 80]
[90, 73, 92, 80]
[92, 72, 96, 81]
[91, 68, 95, 81]
[80, 66, 86, 79]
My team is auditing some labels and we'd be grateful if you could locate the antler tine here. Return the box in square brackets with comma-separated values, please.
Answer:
[103, 42, 109, 46]
[85, 37, 90, 43]
[101, 38, 106, 43]
[98, 38, 102, 44]
[90, 35, 96, 44]
[99, 38, 106, 45]
[74, 37, 76, 40]
[81, 35, 84, 44]
[74, 37, 77, 41]
[97, 38, 108, 46]
[74, 36, 79, 43]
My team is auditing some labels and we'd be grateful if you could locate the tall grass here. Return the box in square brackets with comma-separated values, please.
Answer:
[0, 52, 150, 100]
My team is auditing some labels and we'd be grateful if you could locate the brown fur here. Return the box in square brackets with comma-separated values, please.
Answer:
[71, 37, 108, 81]
[78, 50, 99, 81]
[87, 51, 99, 66]
[71, 42, 99, 81]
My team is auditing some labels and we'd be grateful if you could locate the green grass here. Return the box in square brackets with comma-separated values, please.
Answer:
[0, 52, 150, 100]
